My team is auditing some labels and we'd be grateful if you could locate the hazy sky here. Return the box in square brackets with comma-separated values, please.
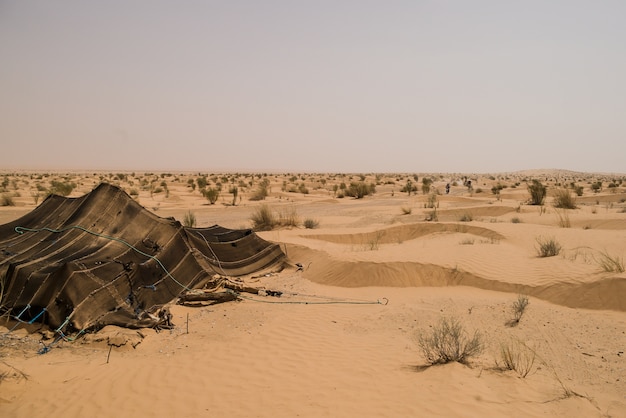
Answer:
[1, 1, 625, 173]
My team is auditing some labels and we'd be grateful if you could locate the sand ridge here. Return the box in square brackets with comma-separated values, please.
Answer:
[1, 170, 625, 417]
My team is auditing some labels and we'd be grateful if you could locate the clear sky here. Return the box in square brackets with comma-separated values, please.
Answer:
[1, 1, 625, 174]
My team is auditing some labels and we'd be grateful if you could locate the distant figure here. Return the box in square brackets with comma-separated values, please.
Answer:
[445, 183, 450, 194]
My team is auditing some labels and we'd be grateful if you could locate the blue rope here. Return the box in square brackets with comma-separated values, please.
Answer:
[14, 225, 192, 291]
[28, 308, 46, 324]
[55, 317, 70, 333]
[15, 304, 31, 321]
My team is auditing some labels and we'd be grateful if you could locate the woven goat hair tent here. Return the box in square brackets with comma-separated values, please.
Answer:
[0, 183, 286, 333]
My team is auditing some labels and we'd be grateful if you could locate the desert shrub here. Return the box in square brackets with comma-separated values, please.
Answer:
[279, 205, 300, 228]
[527, 179, 547, 205]
[424, 193, 437, 209]
[1, 194, 15, 206]
[364, 231, 384, 251]
[425, 209, 438, 222]
[555, 208, 571, 228]
[249, 185, 269, 201]
[183, 211, 196, 228]
[401, 180, 418, 196]
[229, 186, 238, 205]
[510, 217, 522, 223]
[421, 177, 433, 195]
[571, 184, 584, 196]
[129, 188, 139, 198]
[459, 212, 473, 222]
[535, 236, 562, 257]
[49, 180, 75, 197]
[417, 317, 484, 365]
[298, 183, 309, 195]
[203, 187, 220, 204]
[590, 181, 602, 193]
[594, 250, 625, 273]
[498, 339, 537, 378]
[30, 191, 42, 205]
[491, 183, 504, 195]
[250, 204, 277, 231]
[553, 188, 576, 209]
[459, 238, 475, 245]
[507, 294, 529, 326]
[345, 182, 375, 199]
[400, 206, 412, 215]
[303, 218, 319, 229]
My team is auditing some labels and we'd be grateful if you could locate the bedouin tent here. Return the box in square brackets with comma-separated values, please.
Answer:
[0, 183, 285, 334]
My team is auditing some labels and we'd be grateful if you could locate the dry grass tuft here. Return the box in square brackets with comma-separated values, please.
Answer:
[417, 316, 484, 365]
[535, 236, 562, 257]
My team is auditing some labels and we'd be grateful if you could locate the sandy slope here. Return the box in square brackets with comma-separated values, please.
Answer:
[1, 171, 625, 417]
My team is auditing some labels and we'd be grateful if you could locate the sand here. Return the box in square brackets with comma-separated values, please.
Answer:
[1, 170, 625, 417]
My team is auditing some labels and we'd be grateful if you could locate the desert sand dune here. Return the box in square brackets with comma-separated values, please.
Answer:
[1, 170, 625, 417]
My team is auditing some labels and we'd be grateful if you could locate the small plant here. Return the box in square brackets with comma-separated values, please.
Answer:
[250, 204, 277, 231]
[183, 210, 196, 228]
[555, 208, 571, 228]
[497, 339, 537, 378]
[594, 250, 625, 273]
[279, 205, 300, 228]
[400, 206, 412, 215]
[31, 191, 42, 205]
[507, 294, 529, 326]
[459, 238, 475, 245]
[421, 177, 433, 195]
[417, 316, 484, 365]
[303, 218, 319, 229]
[424, 193, 438, 209]
[510, 217, 522, 224]
[535, 236, 562, 257]
[527, 179, 547, 205]
[49, 180, 76, 197]
[203, 187, 220, 204]
[345, 182, 375, 199]
[552, 187, 577, 209]
[459, 212, 473, 222]
[1, 194, 15, 206]
[367, 231, 384, 251]
[425, 208, 438, 222]
[229, 186, 239, 206]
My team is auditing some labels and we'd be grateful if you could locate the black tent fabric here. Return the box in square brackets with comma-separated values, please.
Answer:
[0, 183, 285, 332]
